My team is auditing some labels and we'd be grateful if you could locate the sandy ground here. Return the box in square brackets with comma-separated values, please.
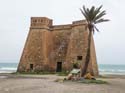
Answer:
[0, 74, 125, 93]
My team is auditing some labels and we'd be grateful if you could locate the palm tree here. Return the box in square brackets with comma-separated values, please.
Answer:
[80, 5, 109, 77]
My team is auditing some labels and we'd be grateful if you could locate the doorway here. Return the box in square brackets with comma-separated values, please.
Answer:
[30, 64, 33, 70]
[56, 62, 62, 72]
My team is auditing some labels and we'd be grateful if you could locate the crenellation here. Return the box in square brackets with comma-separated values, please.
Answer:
[72, 20, 87, 26]
[31, 17, 53, 29]
[51, 25, 72, 30]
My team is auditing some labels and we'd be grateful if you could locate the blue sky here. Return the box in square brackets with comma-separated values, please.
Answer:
[0, 0, 125, 64]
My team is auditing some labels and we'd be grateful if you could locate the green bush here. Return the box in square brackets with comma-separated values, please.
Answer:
[11, 71, 56, 75]
[56, 71, 69, 76]
[78, 79, 108, 84]
[12, 71, 69, 76]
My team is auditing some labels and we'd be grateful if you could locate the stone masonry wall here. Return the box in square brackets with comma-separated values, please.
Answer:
[17, 17, 99, 76]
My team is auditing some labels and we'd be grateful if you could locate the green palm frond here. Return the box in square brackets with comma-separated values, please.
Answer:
[89, 6, 95, 21]
[93, 10, 106, 22]
[80, 8, 89, 21]
[80, 5, 109, 32]
[80, 5, 89, 21]
[95, 19, 109, 24]
[92, 5, 103, 21]
[94, 26, 99, 32]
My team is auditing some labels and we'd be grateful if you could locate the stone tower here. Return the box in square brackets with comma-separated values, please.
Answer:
[17, 17, 99, 76]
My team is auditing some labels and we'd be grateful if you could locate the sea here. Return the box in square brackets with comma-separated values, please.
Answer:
[0, 63, 125, 75]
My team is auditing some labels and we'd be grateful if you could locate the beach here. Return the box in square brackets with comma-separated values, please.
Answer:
[0, 74, 125, 93]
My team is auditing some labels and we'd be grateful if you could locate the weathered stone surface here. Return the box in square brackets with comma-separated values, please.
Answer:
[17, 17, 99, 76]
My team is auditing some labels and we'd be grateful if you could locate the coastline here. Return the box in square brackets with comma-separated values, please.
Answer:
[0, 63, 125, 93]
[1, 63, 125, 75]
[0, 73, 125, 93]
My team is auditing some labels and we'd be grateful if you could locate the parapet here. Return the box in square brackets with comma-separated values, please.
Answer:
[30, 17, 53, 29]
[72, 20, 87, 26]
[30, 17, 87, 30]
[51, 20, 87, 30]
[52, 24, 72, 30]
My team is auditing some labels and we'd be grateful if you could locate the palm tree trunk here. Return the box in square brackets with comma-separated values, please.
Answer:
[81, 27, 92, 77]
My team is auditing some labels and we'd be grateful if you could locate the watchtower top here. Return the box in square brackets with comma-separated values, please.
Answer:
[31, 17, 53, 29]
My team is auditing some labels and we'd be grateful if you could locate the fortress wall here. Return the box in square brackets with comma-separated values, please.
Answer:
[17, 28, 32, 72]
[52, 24, 72, 30]
[50, 29, 72, 71]
[18, 29, 51, 72]
[90, 34, 99, 76]
[18, 17, 98, 76]
[65, 25, 88, 70]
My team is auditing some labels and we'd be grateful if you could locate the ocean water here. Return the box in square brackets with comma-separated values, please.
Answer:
[99, 64, 125, 75]
[0, 63, 18, 73]
[0, 63, 125, 75]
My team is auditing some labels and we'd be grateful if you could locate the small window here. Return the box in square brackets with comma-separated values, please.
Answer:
[30, 64, 33, 70]
[77, 56, 82, 60]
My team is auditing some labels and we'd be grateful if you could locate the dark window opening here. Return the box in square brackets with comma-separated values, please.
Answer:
[30, 64, 33, 70]
[56, 62, 62, 72]
[77, 56, 82, 60]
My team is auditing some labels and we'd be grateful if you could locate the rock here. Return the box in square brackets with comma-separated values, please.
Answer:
[84, 73, 95, 80]
[67, 73, 73, 80]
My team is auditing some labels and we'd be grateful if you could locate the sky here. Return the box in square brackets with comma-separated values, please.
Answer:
[0, 0, 125, 64]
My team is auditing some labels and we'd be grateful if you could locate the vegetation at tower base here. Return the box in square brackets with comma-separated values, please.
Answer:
[80, 5, 109, 77]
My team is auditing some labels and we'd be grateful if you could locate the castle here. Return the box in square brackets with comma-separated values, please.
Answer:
[17, 17, 99, 76]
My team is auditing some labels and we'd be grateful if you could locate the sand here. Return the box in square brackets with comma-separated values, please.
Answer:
[0, 74, 125, 93]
